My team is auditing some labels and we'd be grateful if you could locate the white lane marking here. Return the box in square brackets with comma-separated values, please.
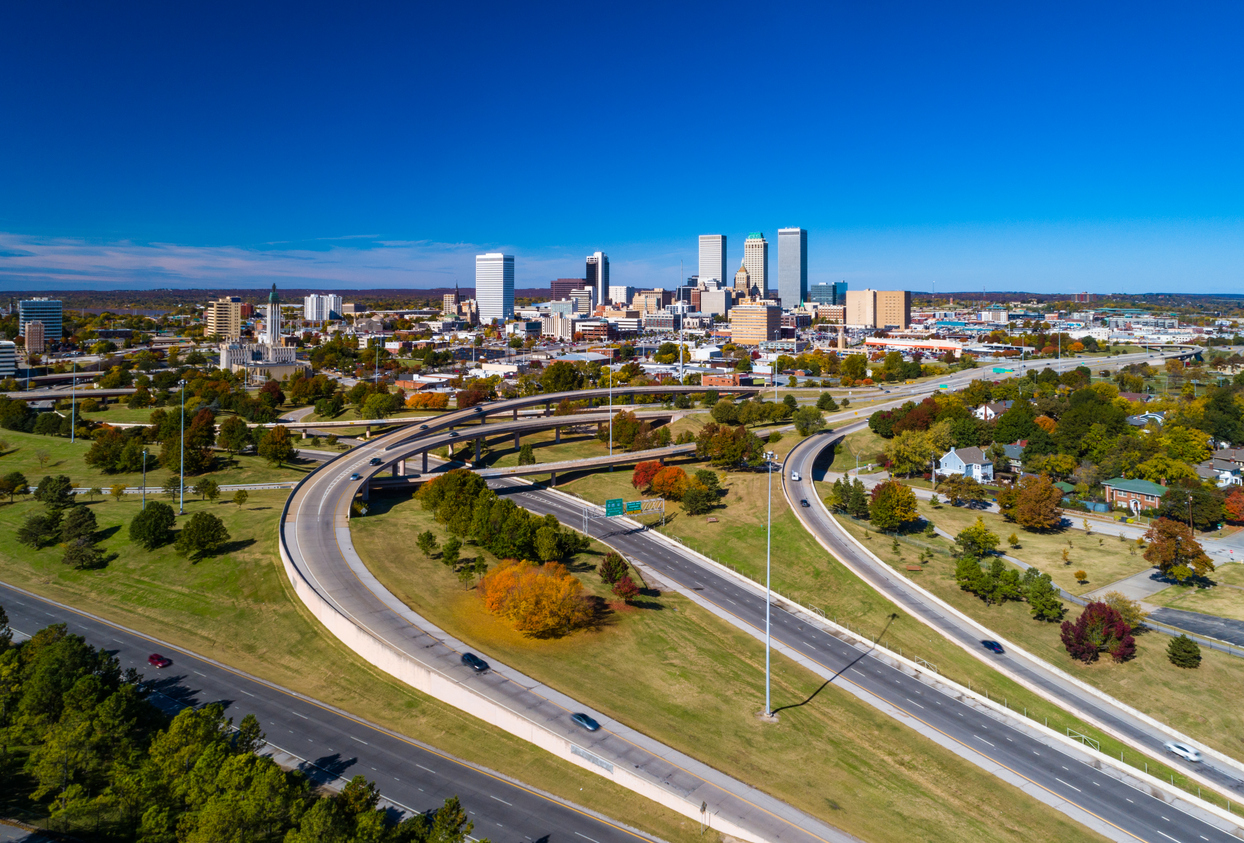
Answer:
[350, 735, 368, 745]
[905, 698, 924, 709]
[575, 834, 601, 843]
[974, 735, 994, 747]
[241, 690, 254, 697]
[1054, 778, 1081, 793]
[292, 711, 308, 720]
[490, 795, 513, 806]
[417, 764, 437, 775]
[193, 670, 206, 677]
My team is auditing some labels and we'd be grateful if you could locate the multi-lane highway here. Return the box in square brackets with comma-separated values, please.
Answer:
[0, 581, 657, 843]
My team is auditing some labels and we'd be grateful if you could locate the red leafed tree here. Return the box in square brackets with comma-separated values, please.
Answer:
[1143, 517, 1215, 583]
[1060, 601, 1136, 663]
[612, 573, 640, 602]
[1224, 488, 1244, 523]
[631, 461, 663, 491]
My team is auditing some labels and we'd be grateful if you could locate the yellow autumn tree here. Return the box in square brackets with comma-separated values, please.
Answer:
[478, 559, 593, 637]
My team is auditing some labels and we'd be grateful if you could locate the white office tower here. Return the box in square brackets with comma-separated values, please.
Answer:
[304, 293, 343, 321]
[698, 234, 726, 285]
[0, 341, 15, 377]
[476, 253, 515, 323]
[609, 285, 635, 306]
[743, 232, 769, 297]
[777, 227, 808, 308]
[265, 284, 281, 345]
[586, 252, 610, 305]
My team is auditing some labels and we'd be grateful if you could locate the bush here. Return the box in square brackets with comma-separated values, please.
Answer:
[1060, 602, 1136, 663]
[477, 559, 593, 637]
[1166, 634, 1201, 669]
[598, 552, 628, 584]
[130, 501, 177, 550]
[612, 573, 640, 602]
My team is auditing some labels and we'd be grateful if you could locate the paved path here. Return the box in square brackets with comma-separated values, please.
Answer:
[1083, 567, 1172, 606]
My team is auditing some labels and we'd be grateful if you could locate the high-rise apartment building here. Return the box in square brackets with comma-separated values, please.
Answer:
[304, 293, 343, 322]
[24, 321, 45, 354]
[205, 296, 242, 339]
[551, 278, 587, 300]
[809, 281, 847, 306]
[698, 235, 727, 285]
[743, 233, 769, 297]
[777, 227, 808, 308]
[19, 298, 62, 342]
[845, 289, 910, 329]
[586, 252, 610, 305]
[730, 303, 783, 346]
[477, 253, 515, 323]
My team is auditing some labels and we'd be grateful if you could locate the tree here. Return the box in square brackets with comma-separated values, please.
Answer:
[34, 475, 75, 511]
[539, 361, 584, 394]
[1098, 591, 1148, 628]
[1143, 518, 1214, 583]
[0, 603, 9, 650]
[1225, 488, 1244, 523]
[0, 471, 29, 501]
[997, 474, 1063, 531]
[216, 416, 253, 454]
[710, 398, 740, 425]
[954, 518, 999, 558]
[163, 475, 180, 500]
[598, 552, 629, 584]
[1167, 635, 1202, 669]
[62, 537, 104, 570]
[517, 443, 536, 466]
[792, 406, 825, 436]
[884, 429, 935, 477]
[232, 489, 249, 509]
[110, 483, 127, 502]
[1022, 568, 1065, 621]
[477, 559, 593, 637]
[193, 478, 220, 503]
[130, 501, 177, 549]
[416, 530, 438, 557]
[256, 425, 298, 467]
[85, 486, 101, 502]
[441, 537, 461, 568]
[17, 512, 58, 548]
[1060, 601, 1136, 663]
[175, 511, 231, 561]
[816, 392, 839, 412]
[682, 482, 715, 515]
[868, 480, 919, 532]
[1008, 532, 1020, 548]
[1073, 569, 1087, 583]
[612, 573, 640, 602]
[60, 505, 97, 544]
[650, 466, 690, 500]
[1157, 482, 1224, 533]
[936, 474, 988, 507]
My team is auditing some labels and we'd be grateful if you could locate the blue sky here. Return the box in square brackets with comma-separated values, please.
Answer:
[1, 1, 1242, 293]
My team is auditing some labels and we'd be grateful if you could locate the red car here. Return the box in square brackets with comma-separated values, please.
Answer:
[148, 653, 172, 668]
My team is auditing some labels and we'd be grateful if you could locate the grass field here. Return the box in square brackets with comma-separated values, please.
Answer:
[351, 493, 1109, 843]
[0, 493, 713, 843]
[920, 503, 1152, 595]
[79, 404, 184, 424]
[1148, 563, 1244, 622]
[0, 428, 312, 490]
[829, 512, 1244, 778]
[824, 428, 888, 473]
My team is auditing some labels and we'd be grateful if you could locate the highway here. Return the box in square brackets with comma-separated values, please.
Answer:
[0, 581, 657, 843]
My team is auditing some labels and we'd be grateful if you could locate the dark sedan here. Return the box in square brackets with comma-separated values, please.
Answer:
[570, 712, 600, 732]
[460, 652, 490, 672]
[981, 640, 1004, 654]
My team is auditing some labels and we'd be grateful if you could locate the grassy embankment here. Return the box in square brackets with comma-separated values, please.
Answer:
[0, 493, 711, 843]
[352, 493, 1109, 843]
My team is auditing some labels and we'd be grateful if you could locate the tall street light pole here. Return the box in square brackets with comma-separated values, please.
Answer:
[178, 379, 187, 515]
[142, 447, 147, 510]
[764, 448, 775, 717]
[70, 359, 76, 443]
[607, 362, 613, 456]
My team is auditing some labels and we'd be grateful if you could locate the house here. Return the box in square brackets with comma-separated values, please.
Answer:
[1213, 448, 1244, 468]
[1001, 441, 1027, 472]
[1102, 477, 1166, 512]
[1126, 411, 1165, 429]
[972, 400, 1014, 421]
[935, 447, 994, 482]
[1195, 459, 1243, 488]
[1118, 391, 1151, 404]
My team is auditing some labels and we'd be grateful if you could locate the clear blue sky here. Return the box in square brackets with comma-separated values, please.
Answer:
[1, 1, 1242, 293]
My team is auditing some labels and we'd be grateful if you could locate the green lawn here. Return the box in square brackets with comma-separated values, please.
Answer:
[920, 503, 1152, 595]
[80, 404, 182, 424]
[1148, 563, 1244, 623]
[823, 428, 887, 473]
[830, 512, 1244, 784]
[351, 494, 1108, 843]
[0, 493, 716, 843]
[0, 428, 311, 489]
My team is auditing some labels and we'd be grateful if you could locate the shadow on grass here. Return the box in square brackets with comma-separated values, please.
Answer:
[218, 538, 256, 556]
[771, 613, 898, 716]
[97, 525, 121, 541]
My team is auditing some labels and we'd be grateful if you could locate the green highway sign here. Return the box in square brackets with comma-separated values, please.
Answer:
[605, 498, 624, 517]
[625, 501, 643, 513]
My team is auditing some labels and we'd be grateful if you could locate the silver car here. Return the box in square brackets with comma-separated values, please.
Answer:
[1163, 741, 1202, 763]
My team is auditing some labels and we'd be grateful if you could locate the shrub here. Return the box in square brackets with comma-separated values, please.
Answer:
[1073, 570, 1087, 583]
[612, 573, 640, 602]
[1166, 635, 1201, 669]
[477, 559, 593, 638]
[598, 552, 628, 584]
[1060, 602, 1136, 663]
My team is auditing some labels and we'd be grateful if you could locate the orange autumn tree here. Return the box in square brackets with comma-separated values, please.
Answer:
[478, 559, 593, 638]
[650, 466, 689, 500]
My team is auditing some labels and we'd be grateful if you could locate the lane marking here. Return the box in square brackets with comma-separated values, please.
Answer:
[974, 735, 994, 747]
[490, 795, 513, 806]
[417, 764, 438, 775]
[1055, 778, 1081, 793]
[351, 735, 369, 745]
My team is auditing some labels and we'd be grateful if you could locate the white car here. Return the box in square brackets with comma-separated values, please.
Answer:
[790, 471, 801, 482]
[1163, 741, 1202, 763]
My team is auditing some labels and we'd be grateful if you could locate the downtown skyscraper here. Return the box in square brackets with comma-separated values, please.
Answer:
[743, 233, 769, 298]
[777, 227, 808, 307]
[586, 252, 609, 305]
[698, 234, 726, 285]
[476, 253, 515, 322]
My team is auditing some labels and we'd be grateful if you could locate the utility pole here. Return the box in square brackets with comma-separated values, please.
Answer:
[178, 379, 187, 515]
[764, 449, 775, 718]
[70, 359, 76, 443]
[142, 447, 147, 510]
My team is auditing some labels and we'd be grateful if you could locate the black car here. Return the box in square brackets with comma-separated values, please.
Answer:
[981, 640, 1004, 654]
[461, 652, 489, 672]
[570, 712, 600, 732]
[800, 499, 810, 508]
[449, 431, 459, 438]
[369, 457, 382, 466]
[419, 424, 429, 430]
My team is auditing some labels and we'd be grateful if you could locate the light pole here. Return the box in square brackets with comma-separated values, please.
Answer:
[764, 448, 775, 718]
[142, 446, 148, 510]
[607, 362, 613, 456]
[178, 379, 187, 515]
[70, 359, 76, 443]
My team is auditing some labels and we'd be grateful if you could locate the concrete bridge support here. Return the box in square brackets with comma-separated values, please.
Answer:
[554, 428, 561, 444]
[549, 471, 556, 487]
[475, 438, 482, 462]
[514, 431, 520, 449]
[422, 452, 428, 473]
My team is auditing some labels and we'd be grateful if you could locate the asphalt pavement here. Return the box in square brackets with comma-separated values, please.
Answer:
[0, 581, 655, 843]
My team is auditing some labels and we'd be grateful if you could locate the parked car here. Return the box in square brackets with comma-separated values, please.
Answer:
[981, 640, 1004, 654]
[460, 652, 490, 673]
[349, 473, 362, 481]
[1164, 741, 1202, 763]
[147, 654, 172, 668]
[570, 712, 600, 732]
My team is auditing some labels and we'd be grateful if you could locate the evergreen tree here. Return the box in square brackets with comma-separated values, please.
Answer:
[130, 501, 177, 550]
[175, 511, 231, 561]
[1167, 634, 1202, 669]
[60, 505, 98, 544]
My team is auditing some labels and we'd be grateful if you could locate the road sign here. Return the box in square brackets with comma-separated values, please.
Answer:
[605, 498, 624, 517]
[625, 500, 643, 513]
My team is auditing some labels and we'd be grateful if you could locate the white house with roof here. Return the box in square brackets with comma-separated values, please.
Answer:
[972, 400, 1014, 421]
[935, 446, 994, 482]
